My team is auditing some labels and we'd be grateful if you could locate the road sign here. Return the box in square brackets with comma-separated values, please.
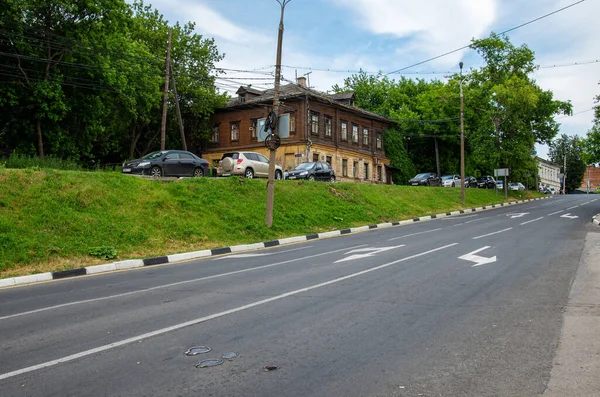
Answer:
[494, 168, 509, 177]
[294, 153, 304, 158]
[459, 246, 497, 267]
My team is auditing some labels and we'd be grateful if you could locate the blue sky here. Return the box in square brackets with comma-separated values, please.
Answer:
[150, 0, 599, 160]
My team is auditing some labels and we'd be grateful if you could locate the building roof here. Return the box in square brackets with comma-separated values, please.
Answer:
[223, 84, 395, 125]
[537, 157, 561, 169]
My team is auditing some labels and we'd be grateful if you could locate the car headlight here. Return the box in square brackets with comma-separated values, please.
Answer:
[138, 161, 150, 167]
[300, 171, 308, 176]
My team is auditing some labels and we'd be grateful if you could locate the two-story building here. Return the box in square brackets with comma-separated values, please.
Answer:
[203, 77, 396, 184]
[537, 157, 561, 190]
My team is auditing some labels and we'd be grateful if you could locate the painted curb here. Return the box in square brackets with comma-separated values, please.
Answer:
[0, 197, 550, 288]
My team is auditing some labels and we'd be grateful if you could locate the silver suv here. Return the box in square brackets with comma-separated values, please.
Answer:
[217, 152, 283, 180]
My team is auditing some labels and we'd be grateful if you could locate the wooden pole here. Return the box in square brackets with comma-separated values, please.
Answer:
[170, 64, 187, 151]
[160, 29, 172, 151]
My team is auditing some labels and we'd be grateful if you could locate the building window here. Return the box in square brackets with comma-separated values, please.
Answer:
[310, 112, 319, 135]
[341, 121, 348, 141]
[362, 128, 369, 146]
[325, 117, 332, 137]
[364, 163, 369, 179]
[353, 161, 358, 178]
[377, 165, 382, 182]
[352, 125, 359, 143]
[230, 122, 240, 142]
[251, 119, 258, 140]
[211, 125, 219, 143]
[376, 133, 382, 149]
[313, 153, 319, 162]
[289, 113, 296, 134]
[342, 159, 348, 177]
[326, 156, 332, 165]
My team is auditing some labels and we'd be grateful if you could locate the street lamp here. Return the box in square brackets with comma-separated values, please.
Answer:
[459, 62, 465, 203]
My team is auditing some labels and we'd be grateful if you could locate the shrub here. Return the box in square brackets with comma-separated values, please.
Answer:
[6, 153, 81, 171]
[88, 246, 118, 260]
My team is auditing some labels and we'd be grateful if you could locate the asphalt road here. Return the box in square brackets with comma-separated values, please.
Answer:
[1, 195, 599, 397]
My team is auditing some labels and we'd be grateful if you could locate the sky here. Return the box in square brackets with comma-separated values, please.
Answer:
[150, 0, 599, 160]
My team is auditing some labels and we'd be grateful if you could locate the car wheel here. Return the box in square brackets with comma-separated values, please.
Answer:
[151, 166, 162, 177]
[244, 168, 254, 179]
[275, 170, 282, 180]
[193, 167, 204, 178]
[452, 182, 455, 188]
[308, 175, 315, 181]
[329, 175, 335, 183]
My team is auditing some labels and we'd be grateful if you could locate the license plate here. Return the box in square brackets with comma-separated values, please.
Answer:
[221, 173, 231, 177]
[412, 183, 418, 186]
[123, 168, 131, 173]
[289, 176, 296, 180]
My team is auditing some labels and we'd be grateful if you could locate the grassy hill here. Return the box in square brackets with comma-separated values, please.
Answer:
[0, 168, 541, 277]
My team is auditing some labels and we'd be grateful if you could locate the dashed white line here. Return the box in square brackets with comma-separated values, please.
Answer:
[548, 210, 565, 216]
[520, 217, 544, 225]
[472, 228, 513, 240]
[0, 243, 459, 381]
[453, 218, 486, 227]
[567, 205, 579, 210]
[0, 245, 362, 321]
[388, 228, 443, 241]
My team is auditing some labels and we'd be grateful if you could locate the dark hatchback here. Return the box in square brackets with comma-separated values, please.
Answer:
[464, 176, 478, 188]
[122, 150, 210, 178]
[408, 172, 441, 186]
[287, 162, 335, 182]
[476, 175, 496, 189]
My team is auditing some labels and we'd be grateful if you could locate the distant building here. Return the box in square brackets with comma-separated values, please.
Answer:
[579, 165, 600, 192]
[202, 77, 396, 184]
[537, 157, 561, 190]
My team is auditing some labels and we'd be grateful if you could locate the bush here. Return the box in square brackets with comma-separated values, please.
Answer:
[5, 153, 81, 171]
[88, 246, 118, 260]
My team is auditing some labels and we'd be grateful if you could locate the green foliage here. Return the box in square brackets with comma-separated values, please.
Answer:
[583, 125, 600, 164]
[549, 134, 587, 192]
[5, 153, 81, 170]
[0, 168, 541, 276]
[88, 246, 118, 260]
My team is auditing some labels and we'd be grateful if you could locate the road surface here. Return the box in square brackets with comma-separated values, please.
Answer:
[1, 195, 599, 396]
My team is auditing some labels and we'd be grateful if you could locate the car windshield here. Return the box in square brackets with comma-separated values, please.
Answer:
[477, 177, 486, 181]
[141, 151, 165, 160]
[441, 175, 453, 180]
[414, 173, 429, 179]
[294, 163, 315, 170]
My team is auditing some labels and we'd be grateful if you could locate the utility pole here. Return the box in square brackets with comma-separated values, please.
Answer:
[170, 64, 187, 151]
[265, 0, 291, 228]
[160, 29, 172, 151]
[434, 136, 440, 177]
[459, 62, 466, 203]
[563, 154, 567, 195]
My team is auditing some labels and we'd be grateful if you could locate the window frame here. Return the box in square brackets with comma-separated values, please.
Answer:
[251, 119, 258, 141]
[289, 113, 296, 135]
[342, 159, 348, 177]
[324, 116, 332, 138]
[230, 121, 240, 142]
[211, 125, 220, 143]
[341, 121, 348, 141]
[362, 127, 369, 146]
[376, 133, 382, 150]
[310, 112, 319, 136]
[352, 124, 359, 144]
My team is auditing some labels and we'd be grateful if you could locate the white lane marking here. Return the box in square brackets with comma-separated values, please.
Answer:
[580, 201, 590, 206]
[567, 205, 579, 210]
[527, 206, 540, 209]
[0, 245, 362, 322]
[506, 213, 529, 219]
[387, 228, 443, 241]
[0, 243, 459, 381]
[452, 218, 486, 227]
[561, 213, 579, 219]
[335, 245, 405, 263]
[548, 210, 565, 216]
[592, 199, 598, 203]
[459, 246, 497, 267]
[472, 228, 513, 240]
[520, 217, 544, 226]
[442, 214, 478, 221]
[212, 246, 311, 261]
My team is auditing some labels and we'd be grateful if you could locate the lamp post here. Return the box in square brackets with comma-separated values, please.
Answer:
[459, 62, 466, 203]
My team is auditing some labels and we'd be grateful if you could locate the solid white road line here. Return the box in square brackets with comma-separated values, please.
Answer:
[472, 228, 513, 240]
[0, 243, 459, 381]
[520, 217, 544, 226]
[212, 246, 312, 261]
[388, 228, 443, 241]
[0, 245, 363, 322]
[548, 210, 565, 216]
[442, 214, 478, 221]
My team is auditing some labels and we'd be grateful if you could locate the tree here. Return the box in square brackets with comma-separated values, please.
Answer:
[549, 134, 586, 193]
[583, 125, 600, 165]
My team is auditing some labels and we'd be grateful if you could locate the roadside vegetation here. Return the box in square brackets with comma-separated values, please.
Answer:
[0, 168, 542, 278]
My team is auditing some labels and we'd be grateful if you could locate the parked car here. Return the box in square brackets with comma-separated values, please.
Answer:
[217, 151, 283, 180]
[464, 176, 478, 188]
[509, 182, 526, 191]
[476, 175, 496, 189]
[441, 174, 461, 188]
[549, 187, 558, 195]
[408, 173, 441, 187]
[496, 179, 504, 190]
[122, 150, 209, 178]
[287, 162, 335, 182]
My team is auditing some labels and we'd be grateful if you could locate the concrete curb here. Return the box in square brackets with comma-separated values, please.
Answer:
[1, 197, 549, 288]
[592, 213, 600, 227]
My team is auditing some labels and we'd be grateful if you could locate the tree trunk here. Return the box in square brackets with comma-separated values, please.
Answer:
[36, 118, 44, 158]
[129, 123, 140, 159]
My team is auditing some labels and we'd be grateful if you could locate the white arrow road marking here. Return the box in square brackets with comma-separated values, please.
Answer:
[506, 212, 529, 218]
[459, 246, 497, 267]
[335, 245, 405, 263]
[561, 213, 579, 219]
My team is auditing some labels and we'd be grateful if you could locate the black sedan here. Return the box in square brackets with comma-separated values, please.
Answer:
[122, 150, 210, 178]
[476, 175, 496, 189]
[464, 176, 478, 188]
[408, 172, 441, 187]
[287, 162, 335, 182]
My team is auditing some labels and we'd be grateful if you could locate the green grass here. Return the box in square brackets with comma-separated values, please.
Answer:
[0, 168, 542, 277]
[5, 153, 82, 171]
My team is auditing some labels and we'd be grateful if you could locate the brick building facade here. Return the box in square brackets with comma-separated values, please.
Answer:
[580, 165, 600, 192]
[202, 78, 396, 184]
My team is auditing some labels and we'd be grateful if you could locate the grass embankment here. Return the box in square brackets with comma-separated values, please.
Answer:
[0, 168, 542, 277]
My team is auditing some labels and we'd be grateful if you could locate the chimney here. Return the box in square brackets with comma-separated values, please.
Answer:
[297, 76, 307, 88]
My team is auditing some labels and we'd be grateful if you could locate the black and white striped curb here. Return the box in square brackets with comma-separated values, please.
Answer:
[593, 214, 600, 227]
[0, 197, 549, 288]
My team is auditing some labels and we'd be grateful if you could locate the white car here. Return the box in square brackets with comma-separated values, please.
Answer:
[441, 174, 461, 187]
[509, 183, 526, 191]
[217, 151, 283, 180]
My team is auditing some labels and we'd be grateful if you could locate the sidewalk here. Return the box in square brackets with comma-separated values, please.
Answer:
[543, 228, 600, 396]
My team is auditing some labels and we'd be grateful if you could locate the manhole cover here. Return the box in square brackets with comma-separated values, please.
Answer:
[222, 352, 238, 360]
[196, 359, 224, 368]
[185, 346, 211, 356]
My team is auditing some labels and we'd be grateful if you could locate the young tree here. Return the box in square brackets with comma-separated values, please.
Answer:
[549, 134, 586, 193]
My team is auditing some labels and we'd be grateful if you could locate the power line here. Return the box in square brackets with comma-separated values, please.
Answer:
[386, 0, 587, 74]
[556, 108, 595, 120]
